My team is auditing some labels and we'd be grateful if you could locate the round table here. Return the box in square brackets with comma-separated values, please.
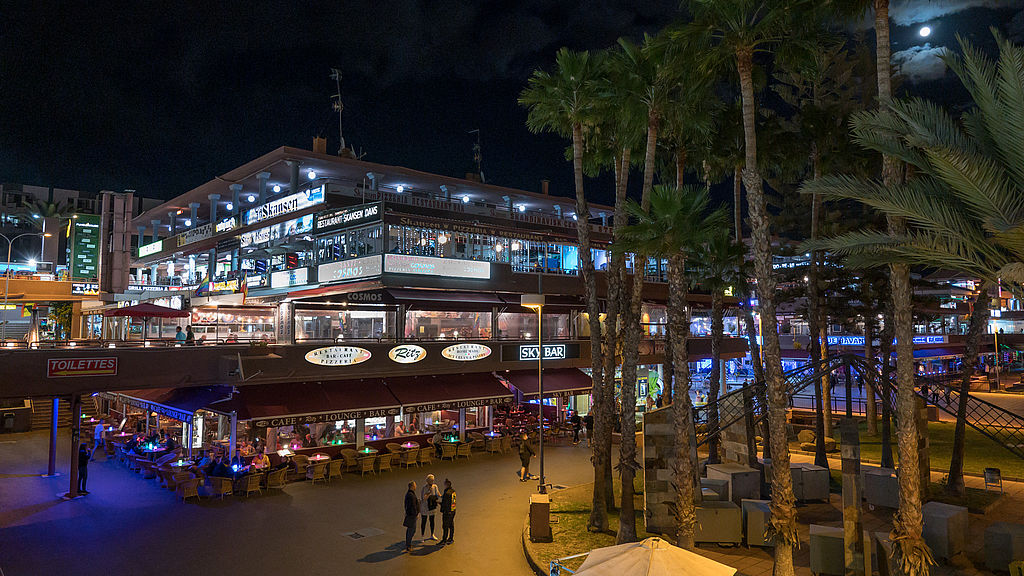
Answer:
[170, 460, 194, 468]
[400, 442, 420, 450]
[358, 447, 379, 455]
[309, 454, 330, 463]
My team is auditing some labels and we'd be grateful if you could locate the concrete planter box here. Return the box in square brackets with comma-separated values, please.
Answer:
[700, 477, 730, 502]
[864, 467, 899, 509]
[694, 501, 742, 545]
[793, 462, 830, 502]
[706, 463, 760, 505]
[742, 499, 773, 547]
[984, 522, 1024, 572]
[922, 501, 968, 561]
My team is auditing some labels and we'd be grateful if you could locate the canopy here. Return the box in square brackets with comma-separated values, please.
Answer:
[384, 373, 513, 413]
[503, 368, 594, 399]
[101, 386, 233, 421]
[103, 303, 189, 319]
[573, 537, 737, 576]
[214, 378, 402, 426]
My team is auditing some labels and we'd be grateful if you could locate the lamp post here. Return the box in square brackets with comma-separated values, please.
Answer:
[522, 293, 546, 494]
[1, 232, 50, 342]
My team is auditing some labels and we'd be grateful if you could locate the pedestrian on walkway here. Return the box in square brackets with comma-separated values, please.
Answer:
[403, 481, 419, 552]
[420, 474, 441, 541]
[77, 443, 90, 495]
[440, 478, 456, 545]
[582, 413, 593, 447]
[518, 433, 535, 482]
[90, 418, 105, 461]
[569, 411, 581, 445]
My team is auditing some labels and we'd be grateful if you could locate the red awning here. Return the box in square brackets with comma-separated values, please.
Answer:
[502, 368, 595, 399]
[215, 379, 401, 426]
[104, 386, 233, 421]
[103, 303, 189, 318]
[385, 373, 513, 413]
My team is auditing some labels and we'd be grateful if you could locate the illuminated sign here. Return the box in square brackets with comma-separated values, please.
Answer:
[304, 346, 372, 366]
[245, 185, 325, 226]
[138, 240, 163, 257]
[441, 343, 491, 362]
[215, 217, 237, 233]
[68, 214, 100, 280]
[209, 280, 238, 293]
[384, 254, 490, 279]
[317, 255, 382, 283]
[47, 357, 118, 378]
[518, 344, 567, 361]
[314, 202, 381, 232]
[176, 222, 214, 247]
[252, 406, 401, 427]
[270, 267, 310, 289]
[239, 214, 313, 248]
[245, 274, 267, 288]
[827, 334, 946, 346]
[71, 282, 100, 296]
[388, 344, 427, 364]
[403, 396, 512, 413]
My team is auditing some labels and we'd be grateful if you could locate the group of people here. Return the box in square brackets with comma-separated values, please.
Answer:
[402, 474, 457, 552]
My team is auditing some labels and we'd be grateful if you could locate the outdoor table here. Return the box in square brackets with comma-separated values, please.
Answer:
[170, 460, 194, 468]
[400, 442, 420, 450]
[140, 446, 163, 455]
[484, 431, 501, 438]
[358, 447, 379, 455]
[309, 454, 330, 463]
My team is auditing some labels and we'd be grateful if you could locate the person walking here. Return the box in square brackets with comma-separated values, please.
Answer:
[90, 418, 105, 461]
[403, 481, 419, 552]
[569, 411, 581, 445]
[420, 474, 441, 541]
[185, 325, 196, 345]
[174, 325, 187, 343]
[582, 412, 594, 447]
[77, 443, 90, 495]
[518, 433, 535, 482]
[440, 478, 456, 545]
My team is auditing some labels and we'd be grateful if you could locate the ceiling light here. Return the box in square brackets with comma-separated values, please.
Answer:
[438, 234, 448, 245]
[184, 218, 192, 227]
[462, 195, 470, 203]
[517, 204, 526, 213]
[247, 195, 256, 203]
[273, 184, 281, 193]
[225, 203, 233, 211]
[396, 185, 405, 193]
[27, 259, 36, 267]
[511, 241, 520, 251]
[572, 213, 578, 221]
[307, 170, 317, 180]
[495, 243, 504, 252]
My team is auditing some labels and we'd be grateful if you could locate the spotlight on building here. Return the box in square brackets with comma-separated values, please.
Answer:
[273, 184, 281, 193]
[462, 195, 470, 203]
[396, 185, 405, 193]
[307, 170, 317, 180]
[247, 194, 256, 203]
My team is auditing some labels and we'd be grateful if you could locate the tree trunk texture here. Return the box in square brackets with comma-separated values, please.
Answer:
[865, 318, 878, 435]
[668, 253, 696, 550]
[880, 307, 895, 469]
[808, 153, 828, 467]
[733, 166, 743, 244]
[946, 282, 991, 497]
[707, 291, 724, 464]
[605, 150, 629, 535]
[737, 47, 797, 576]
[821, 320, 833, 439]
[676, 148, 686, 190]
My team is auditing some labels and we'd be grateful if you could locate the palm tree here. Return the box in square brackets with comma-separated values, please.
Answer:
[620, 184, 727, 549]
[803, 32, 1024, 575]
[691, 230, 747, 464]
[520, 48, 610, 532]
[682, 3, 817, 570]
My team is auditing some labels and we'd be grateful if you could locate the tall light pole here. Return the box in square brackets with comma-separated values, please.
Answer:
[522, 293, 546, 494]
[2, 232, 50, 341]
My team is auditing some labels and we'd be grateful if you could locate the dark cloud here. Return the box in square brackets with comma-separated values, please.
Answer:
[893, 44, 949, 83]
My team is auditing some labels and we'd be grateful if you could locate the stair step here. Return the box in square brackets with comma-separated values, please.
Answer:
[28, 397, 98, 431]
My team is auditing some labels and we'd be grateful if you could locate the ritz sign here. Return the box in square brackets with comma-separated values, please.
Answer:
[388, 344, 427, 364]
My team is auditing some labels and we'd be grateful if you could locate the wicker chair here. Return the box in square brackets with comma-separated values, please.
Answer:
[168, 471, 192, 491]
[340, 449, 359, 472]
[357, 455, 376, 476]
[140, 460, 158, 479]
[485, 436, 502, 454]
[306, 461, 328, 485]
[176, 476, 200, 502]
[377, 453, 393, 473]
[386, 443, 403, 454]
[237, 473, 263, 497]
[417, 447, 433, 467]
[206, 476, 233, 499]
[157, 466, 177, 489]
[456, 442, 473, 459]
[501, 436, 513, 454]
[440, 443, 457, 461]
[400, 449, 419, 468]
[265, 468, 288, 491]
[326, 459, 344, 482]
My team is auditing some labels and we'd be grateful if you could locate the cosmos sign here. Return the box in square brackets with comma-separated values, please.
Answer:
[388, 344, 427, 364]
[304, 346, 372, 366]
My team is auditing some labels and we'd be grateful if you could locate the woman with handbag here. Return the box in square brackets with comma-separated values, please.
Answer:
[419, 474, 441, 541]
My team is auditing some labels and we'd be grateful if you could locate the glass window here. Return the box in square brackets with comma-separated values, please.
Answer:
[190, 306, 276, 343]
[294, 308, 396, 341]
[405, 311, 491, 340]
[495, 312, 570, 340]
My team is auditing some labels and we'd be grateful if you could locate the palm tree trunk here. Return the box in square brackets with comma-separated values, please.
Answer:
[676, 148, 686, 189]
[820, 319, 833, 438]
[946, 282, 991, 496]
[667, 252, 696, 550]
[707, 291, 724, 464]
[880, 306, 895, 468]
[733, 166, 742, 244]
[865, 317, 878, 435]
[572, 123, 607, 533]
[808, 151, 828, 466]
[737, 47, 797, 575]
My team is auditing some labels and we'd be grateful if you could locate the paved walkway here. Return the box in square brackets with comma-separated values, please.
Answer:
[0, 430, 596, 576]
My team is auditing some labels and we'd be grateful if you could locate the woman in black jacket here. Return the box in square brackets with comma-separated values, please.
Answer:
[518, 434, 535, 482]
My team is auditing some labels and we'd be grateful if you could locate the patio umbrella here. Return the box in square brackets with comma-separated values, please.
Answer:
[103, 303, 189, 342]
[572, 537, 737, 576]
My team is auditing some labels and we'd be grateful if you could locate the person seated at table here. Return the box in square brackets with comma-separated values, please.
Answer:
[196, 452, 213, 469]
[205, 454, 223, 477]
[211, 456, 234, 479]
[302, 432, 316, 448]
[271, 455, 290, 472]
[125, 434, 141, 452]
[394, 421, 407, 437]
[250, 448, 270, 470]
[158, 429, 168, 444]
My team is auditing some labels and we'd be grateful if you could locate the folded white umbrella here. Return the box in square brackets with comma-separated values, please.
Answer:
[573, 537, 738, 576]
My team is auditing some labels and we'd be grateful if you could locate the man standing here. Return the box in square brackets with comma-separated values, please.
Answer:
[174, 325, 187, 343]
[582, 412, 594, 447]
[403, 481, 419, 552]
[569, 411, 581, 445]
[90, 418, 105, 461]
[77, 443, 90, 495]
[518, 433, 535, 482]
[440, 478, 456, 545]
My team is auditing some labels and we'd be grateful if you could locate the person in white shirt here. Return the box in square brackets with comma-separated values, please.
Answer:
[419, 474, 441, 541]
[90, 419, 106, 461]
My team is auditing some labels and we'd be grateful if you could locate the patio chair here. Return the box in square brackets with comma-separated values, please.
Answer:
[377, 453, 393, 473]
[265, 468, 288, 492]
[288, 455, 310, 481]
[456, 442, 473, 459]
[157, 466, 176, 489]
[486, 437, 502, 454]
[340, 449, 359, 472]
[440, 443, 457, 461]
[357, 455, 376, 476]
[306, 461, 328, 485]
[326, 459, 344, 482]
[417, 447, 433, 467]
[176, 477, 200, 502]
[400, 449, 419, 468]
[238, 473, 262, 497]
[386, 443, 403, 454]
[140, 460, 158, 479]
[206, 476, 233, 499]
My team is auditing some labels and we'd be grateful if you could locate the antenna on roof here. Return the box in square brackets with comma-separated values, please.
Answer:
[330, 68, 346, 154]
[468, 129, 484, 183]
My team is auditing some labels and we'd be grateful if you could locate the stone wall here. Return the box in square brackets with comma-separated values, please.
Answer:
[642, 405, 675, 535]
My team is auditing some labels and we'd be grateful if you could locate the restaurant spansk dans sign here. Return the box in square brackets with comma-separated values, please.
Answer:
[441, 343, 491, 361]
[304, 346, 372, 366]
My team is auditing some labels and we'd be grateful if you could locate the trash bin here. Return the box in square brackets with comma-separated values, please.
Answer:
[2, 413, 14, 431]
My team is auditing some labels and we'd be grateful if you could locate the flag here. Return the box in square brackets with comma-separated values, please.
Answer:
[237, 275, 248, 304]
[194, 274, 211, 297]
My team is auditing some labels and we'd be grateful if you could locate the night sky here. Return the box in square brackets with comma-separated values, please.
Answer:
[1, 1, 1020, 208]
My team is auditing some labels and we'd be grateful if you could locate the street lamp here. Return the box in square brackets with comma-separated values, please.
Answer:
[521, 293, 546, 494]
[2, 232, 51, 341]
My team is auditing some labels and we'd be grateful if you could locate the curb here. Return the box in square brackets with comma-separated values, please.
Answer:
[791, 449, 1024, 483]
[522, 515, 548, 576]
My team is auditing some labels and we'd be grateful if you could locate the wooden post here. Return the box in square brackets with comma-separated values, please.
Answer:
[229, 412, 237, 461]
[841, 417, 865, 576]
[45, 397, 59, 477]
[64, 394, 82, 498]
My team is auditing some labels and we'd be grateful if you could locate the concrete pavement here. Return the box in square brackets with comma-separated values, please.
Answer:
[0, 430, 598, 576]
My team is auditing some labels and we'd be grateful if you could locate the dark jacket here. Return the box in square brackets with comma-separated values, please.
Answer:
[404, 489, 420, 526]
[441, 486, 456, 515]
[78, 448, 89, 469]
[519, 440, 535, 461]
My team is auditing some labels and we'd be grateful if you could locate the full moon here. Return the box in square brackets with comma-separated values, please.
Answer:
[919, 26, 931, 37]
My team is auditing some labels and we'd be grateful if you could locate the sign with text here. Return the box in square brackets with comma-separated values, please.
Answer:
[304, 346, 372, 366]
[403, 395, 513, 413]
[826, 334, 946, 347]
[114, 394, 191, 422]
[441, 343, 492, 362]
[388, 344, 427, 364]
[245, 185, 325, 226]
[317, 255, 382, 283]
[176, 222, 214, 247]
[384, 254, 490, 279]
[517, 344, 567, 361]
[47, 357, 118, 378]
[138, 239, 163, 258]
[71, 282, 100, 296]
[239, 214, 314, 248]
[270, 267, 310, 289]
[314, 202, 382, 233]
[252, 406, 401, 427]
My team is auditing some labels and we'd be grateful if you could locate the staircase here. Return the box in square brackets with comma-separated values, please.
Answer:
[29, 396, 99, 431]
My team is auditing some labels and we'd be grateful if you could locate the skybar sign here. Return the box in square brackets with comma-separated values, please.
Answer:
[245, 185, 325, 226]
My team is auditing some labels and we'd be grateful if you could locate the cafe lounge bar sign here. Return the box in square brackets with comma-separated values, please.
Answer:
[304, 346, 372, 366]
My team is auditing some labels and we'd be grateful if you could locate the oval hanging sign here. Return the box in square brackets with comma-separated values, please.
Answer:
[304, 346, 372, 366]
[441, 343, 492, 362]
[388, 344, 427, 364]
